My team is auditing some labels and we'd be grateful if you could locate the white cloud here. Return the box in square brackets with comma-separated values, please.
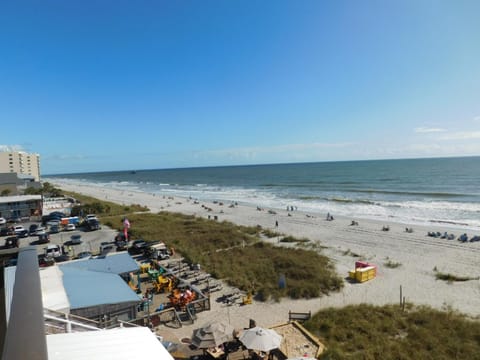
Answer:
[414, 127, 447, 133]
[0, 144, 24, 152]
[188, 142, 355, 163]
[439, 131, 480, 141]
[44, 154, 90, 161]
[205, 142, 353, 156]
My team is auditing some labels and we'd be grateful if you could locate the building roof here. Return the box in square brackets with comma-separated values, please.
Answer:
[59, 252, 139, 275]
[0, 194, 42, 202]
[60, 267, 140, 309]
[46, 327, 174, 360]
[39, 266, 70, 313]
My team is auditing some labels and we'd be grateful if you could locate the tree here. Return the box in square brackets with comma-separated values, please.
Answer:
[1, 189, 11, 196]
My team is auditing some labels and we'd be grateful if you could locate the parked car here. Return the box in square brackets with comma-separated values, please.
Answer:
[46, 220, 61, 227]
[35, 227, 47, 235]
[45, 244, 61, 258]
[13, 225, 25, 234]
[65, 223, 76, 231]
[70, 234, 82, 245]
[76, 251, 93, 259]
[0, 217, 6, 225]
[85, 214, 98, 221]
[29, 224, 46, 236]
[37, 233, 50, 244]
[49, 225, 60, 234]
[0, 227, 14, 236]
[3, 236, 19, 249]
[16, 229, 29, 238]
[38, 254, 55, 267]
[29, 224, 40, 236]
[42, 212, 66, 225]
[85, 219, 101, 231]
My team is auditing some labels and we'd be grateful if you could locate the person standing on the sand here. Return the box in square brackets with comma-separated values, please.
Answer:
[275, 220, 278, 228]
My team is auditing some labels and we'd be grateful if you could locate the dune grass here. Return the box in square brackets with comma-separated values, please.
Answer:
[384, 259, 402, 269]
[92, 208, 344, 301]
[279, 235, 310, 243]
[56, 190, 342, 301]
[434, 272, 479, 283]
[305, 304, 480, 360]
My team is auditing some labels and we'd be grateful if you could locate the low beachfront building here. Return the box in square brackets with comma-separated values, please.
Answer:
[54, 253, 141, 321]
[59, 267, 140, 321]
[36, 253, 142, 322]
[0, 194, 43, 220]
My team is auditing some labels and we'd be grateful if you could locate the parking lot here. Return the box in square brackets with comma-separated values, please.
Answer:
[1, 220, 118, 258]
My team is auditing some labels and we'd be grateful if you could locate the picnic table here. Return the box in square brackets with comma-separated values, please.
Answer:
[148, 269, 160, 280]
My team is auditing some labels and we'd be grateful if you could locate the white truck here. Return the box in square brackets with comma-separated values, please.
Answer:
[45, 244, 62, 258]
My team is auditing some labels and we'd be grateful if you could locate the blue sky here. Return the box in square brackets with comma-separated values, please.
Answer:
[1, 1, 479, 175]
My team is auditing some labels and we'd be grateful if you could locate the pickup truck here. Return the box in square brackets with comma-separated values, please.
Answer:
[45, 244, 61, 258]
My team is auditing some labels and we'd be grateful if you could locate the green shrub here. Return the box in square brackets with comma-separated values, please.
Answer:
[305, 304, 480, 360]
[99, 211, 343, 301]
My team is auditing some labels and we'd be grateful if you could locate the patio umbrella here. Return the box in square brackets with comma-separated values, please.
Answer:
[191, 321, 235, 349]
[238, 327, 282, 352]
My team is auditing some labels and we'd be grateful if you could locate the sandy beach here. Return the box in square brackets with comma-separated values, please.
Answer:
[50, 180, 480, 341]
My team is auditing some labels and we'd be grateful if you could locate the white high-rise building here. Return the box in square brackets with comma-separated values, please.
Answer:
[0, 149, 41, 181]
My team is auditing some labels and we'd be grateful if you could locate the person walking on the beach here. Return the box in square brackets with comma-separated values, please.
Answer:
[275, 220, 278, 228]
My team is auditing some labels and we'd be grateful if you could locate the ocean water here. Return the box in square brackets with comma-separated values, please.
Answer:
[45, 157, 480, 230]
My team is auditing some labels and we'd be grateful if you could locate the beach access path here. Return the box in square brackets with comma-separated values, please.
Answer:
[51, 181, 480, 341]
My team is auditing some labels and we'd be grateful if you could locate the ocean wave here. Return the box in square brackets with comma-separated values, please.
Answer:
[326, 197, 378, 205]
[346, 188, 471, 198]
[45, 176, 480, 230]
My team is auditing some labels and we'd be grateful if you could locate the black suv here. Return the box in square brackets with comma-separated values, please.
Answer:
[37, 233, 50, 244]
[16, 229, 29, 238]
[29, 224, 40, 236]
[42, 212, 66, 225]
[3, 236, 19, 249]
[0, 227, 14, 236]
[85, 219, 101, 231]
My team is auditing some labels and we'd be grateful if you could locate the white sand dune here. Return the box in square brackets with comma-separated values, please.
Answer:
[51, 181, 480, 340]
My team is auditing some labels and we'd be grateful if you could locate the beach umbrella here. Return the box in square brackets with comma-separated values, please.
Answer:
[239, 327, 282, 352]
[191, 321, 235, 349]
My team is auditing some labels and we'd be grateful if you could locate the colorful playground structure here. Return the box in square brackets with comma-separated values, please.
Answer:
[153, 275, 174, 293]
